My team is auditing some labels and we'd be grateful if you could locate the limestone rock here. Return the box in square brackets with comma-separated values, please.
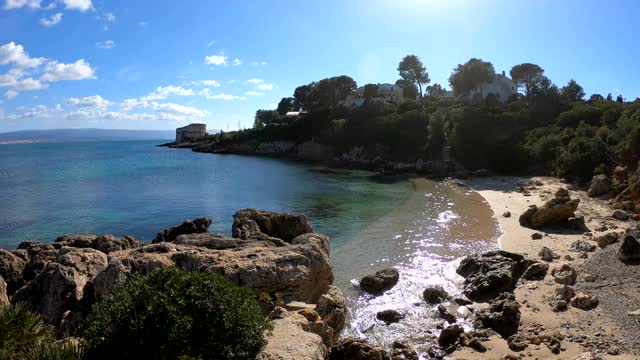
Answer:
[359, 268, 399, 295]
[436, 304, 456, 323]
[456, 250, 532, 302]
[475, 292, 521, 338]
[570, 293, 599, 309]
[297, 141, 333, 162]
[258, 316, 326, 360]
[0, 275, 7, 304]
[539, 246, 559, 262]
[587, 174, 610, 197]
[552, 264, 577, 285]
[54, 234, 141, 254]
[519, 188, 580, 228]
[329, 338, 390, 360]
[153, 217, 212, 243]
[232, 209, 313, 242]
[255, 141, 295, 155]
[0, 249, 26, 294]
[390, 341, 419, 360]
[376, 309, 405, 324]
[618, 234, 640, 262]
[315, 286, 346, 344]
[423, 285, 450, 304]
[18, 242, 58, 281]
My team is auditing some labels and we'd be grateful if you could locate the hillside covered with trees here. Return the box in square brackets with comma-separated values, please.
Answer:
[195, 55, 640, 183]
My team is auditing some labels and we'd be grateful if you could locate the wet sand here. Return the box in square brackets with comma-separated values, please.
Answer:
[454, 176, 638, 360]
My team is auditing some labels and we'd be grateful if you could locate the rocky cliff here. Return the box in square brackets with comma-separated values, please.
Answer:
[0, 210, 345, 359]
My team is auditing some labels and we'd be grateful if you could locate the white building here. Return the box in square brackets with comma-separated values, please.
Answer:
[468, 71, 516, 103]
[343, 83, 404, 107]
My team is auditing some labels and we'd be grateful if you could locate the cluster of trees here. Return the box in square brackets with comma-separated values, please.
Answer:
[227, 54, 638, 182]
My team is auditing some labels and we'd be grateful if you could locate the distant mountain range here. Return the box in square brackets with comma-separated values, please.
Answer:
[0, 128, 177, 142]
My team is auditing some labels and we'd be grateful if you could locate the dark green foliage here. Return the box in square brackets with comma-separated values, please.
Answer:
[395, 79, 419, 100]
[510, 63, 545, 97]
[276, 97, 293, 116]
[363, 84, 379, 100]
[426, 83, 446, 97]
[449, 58, 495, 96]
[561, 79, 585, 102]
[304, 75, 357, 112]
[81, 267, 272, 360]
[254, 110, 281, 128]
[0, 303, 81, 360]
[556, 136, 608, 180]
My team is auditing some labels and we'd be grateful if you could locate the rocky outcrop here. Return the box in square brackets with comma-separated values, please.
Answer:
[0, 249, 26, 294]
[376, 309, 405, 324]
[359, 268, 399, 295]
[519, 188, 580, 228]
[456, 251, 533, 302]
[232, 209, 313, 243]
[329, 338, 390, 360]
[1, 209, 343, 356]
[297, 141, 333, 162]
[153, 217, 212, 243]
[587, 175, 610, 197]
[0, 275, 7, 304]
[618, 234, 640, 262]
[256, 141, 296, 155]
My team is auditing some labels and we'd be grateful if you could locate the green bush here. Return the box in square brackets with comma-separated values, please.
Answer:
[0, 302, 82, 360]
[81, 267, 272, 360]
[556, 137, 608, 181]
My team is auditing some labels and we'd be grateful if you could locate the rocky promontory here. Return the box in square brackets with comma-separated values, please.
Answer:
[0, 209, 345, 359]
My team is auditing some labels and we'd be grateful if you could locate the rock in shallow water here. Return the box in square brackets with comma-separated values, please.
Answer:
[329, 338, 390, 360]
[359, 268, 399, 295]
[423, 285, 450, 304]
[153, 217, 212, 243]
[376, 309, 405, 324]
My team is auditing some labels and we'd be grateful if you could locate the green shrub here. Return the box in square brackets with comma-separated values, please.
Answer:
[0, 302, 81, 360]
[556, 137, 608, 181]
[81, 267, 272, 360]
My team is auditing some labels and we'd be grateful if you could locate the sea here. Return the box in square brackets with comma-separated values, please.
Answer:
[0, 140, 499, 352]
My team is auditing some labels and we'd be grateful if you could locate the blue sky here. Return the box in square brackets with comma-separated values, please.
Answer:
[0, 0, 639, 132]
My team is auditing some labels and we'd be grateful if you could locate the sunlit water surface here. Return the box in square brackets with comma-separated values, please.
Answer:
[0, 140, 499, 354]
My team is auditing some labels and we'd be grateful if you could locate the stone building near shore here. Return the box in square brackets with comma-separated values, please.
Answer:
[175, 123, 207, 143]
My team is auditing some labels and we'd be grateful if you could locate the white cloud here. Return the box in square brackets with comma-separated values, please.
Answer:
[4, 89, 17, 99]
[138, 21, 147, 27]
[256, 83, 273, 91]
[59, 0, 92, 12]
[41, 59, 95, 81]
[96, 40, 115, 49]
[141, 85, 195, 101]
[205, 93, 245, 100]
[66, 95, 110, 109]
[187, 80, 220, 87]
[250, 61, 267, 66]
[232, 58, 241, 66]
[39, 12, 62, 26]
[205, 54, 227, 66]
[207, 40, 216, 47]
[14, 77, 47, 91]
[247, 78, 263, 84]
[245, 91, 263, 96]
[4, 0, 41, 9]
[0, 42, 46, 68]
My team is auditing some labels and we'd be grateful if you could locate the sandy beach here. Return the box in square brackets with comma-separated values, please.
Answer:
[451, 176, 639, 360]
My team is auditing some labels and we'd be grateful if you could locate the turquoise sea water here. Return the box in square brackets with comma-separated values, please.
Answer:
[0, 140, 500, 352]
[0, 140, 414, 249]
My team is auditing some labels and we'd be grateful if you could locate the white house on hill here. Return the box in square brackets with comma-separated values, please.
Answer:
[468, 71, 516, 103]
[343, 83, 404, 107]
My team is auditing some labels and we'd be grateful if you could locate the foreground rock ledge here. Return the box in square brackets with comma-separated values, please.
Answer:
[0, 209, 345, 359]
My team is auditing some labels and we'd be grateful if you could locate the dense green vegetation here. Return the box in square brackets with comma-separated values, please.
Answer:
[206, 55, 639, 182]
[0, 302, 82, 360]
[81, 267, 271, 360]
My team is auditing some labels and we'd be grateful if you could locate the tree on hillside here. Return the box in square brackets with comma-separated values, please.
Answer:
[426, 83, 446, 97]
[560, 79, 585, 102]
[397, 55, 430, 97]
[254, 109, 279, 128]
[448, 58, 495, 97]
[395, 79, 419, 100]
[363, 84, 379, 101]
[589, 94, 604, 102]
[277, 97, 294, 116]
[509, 63, 545, 98]
[293, 85, 312, 110]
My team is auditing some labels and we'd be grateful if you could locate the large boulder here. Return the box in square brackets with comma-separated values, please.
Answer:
[153, 217, 212, 243]
[552, 264, 577, 285]
[423, 285, 451, 304]
[438, 325, 464, 349]
[13, 247, 108, 325]
[315, 286, 346, 344]
[519, 188, 580, 228]
[258, 315, 326, 360]
[617, 234, 640, 263]
[359, 268, 399, 295]
[475, 292, 521, 338]
[587, 174, 610, 197]
[329, 338, 390, 360]
[0, 249, 26, 294]
[456, 251, 532, 302]
[232, 209, 313, 242]
[55, 234, 141, 254]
